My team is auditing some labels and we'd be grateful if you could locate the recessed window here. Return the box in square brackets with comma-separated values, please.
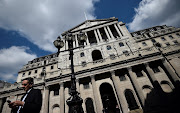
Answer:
[136, 71, 143, 77]
[176, 33, 180, 37]
[165, 42, 170, 46]
[106, 45, 112, 50]
[119, 42, 124, 47]
[142, 42, 147, 46]
[80, 52, 85, 57]
[123, 51, 129, 56]
[81, 61, 86, 67]
[120, 75, 126, 81]
[83, 83, 90, 89]
[169, 35, 174, 39]
[54, 89, 59, 96]
[35, 70, 38, 73]
[161, 37, 166, 41]
[151, 39, 156, 43]
[173, 40, 178, 44]
[22, 73, 25, 77]
[152, 67, 160, 73]
[51, 65, 54, 70]
[28, 71, 31, 75]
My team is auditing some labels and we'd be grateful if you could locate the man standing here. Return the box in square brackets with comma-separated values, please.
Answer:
[9, 77, 42, 113]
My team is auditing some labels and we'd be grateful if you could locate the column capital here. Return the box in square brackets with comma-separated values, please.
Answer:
[110, 70, 115, 76]
[59, 82, 64, 86]
[127, 67, 132, 71]
[144, 62, 150, 67]
[90, 75, 95, 79]
[45, 85, 50, 90]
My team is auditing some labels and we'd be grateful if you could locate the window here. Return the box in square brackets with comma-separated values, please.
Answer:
[81, 61, 86, 67]
[173, 40, 178, 44]
[142, 42, 147, 46]
[165, 42, 170, 46]
[151, 39, 156, 43]
[119, 42, 124, 47]
[51, 65, 54, 70]
[120, 75, 126, 81]
[169, 35, 174, 39]
[35, 70, 38, 73]
[28, 71, 31, 75]
[152, 67, 160, 73]
[176, 33, 180, 37]
[110, 54, 116, 60]
[106, 45, 112, 50]
[80, 52, 85, 57]
[123, 51, 129, 56]
[136, 71, 143, 77]
[161, 37, 166, 41]
[83, 83, 90, 89]
[54, 89, 59, 96]
[22, 73, 25, 77]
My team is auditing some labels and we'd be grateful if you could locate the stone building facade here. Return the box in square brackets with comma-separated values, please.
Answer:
[0, 17, 180, 113]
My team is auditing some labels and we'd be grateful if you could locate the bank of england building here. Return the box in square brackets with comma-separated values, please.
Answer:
[0, 17, 180, 113]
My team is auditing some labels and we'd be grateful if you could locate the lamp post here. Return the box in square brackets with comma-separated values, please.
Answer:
[53, 31, 87, 113]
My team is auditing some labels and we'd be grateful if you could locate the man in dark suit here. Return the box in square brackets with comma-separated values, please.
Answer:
[9, 77, 42, 113]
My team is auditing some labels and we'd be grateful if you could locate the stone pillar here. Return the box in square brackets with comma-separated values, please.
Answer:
[97, 29, 103, 42]
[110, 71, 128, 113]
[65, 87, 69, 113]
[107, 26, 115, 39]
[85, 32, 90, 46]
[162, 59, 180, 83]
[114, 24, 122, 37]
[128, 67, 145, 106]
[144, 63, 157, 82]
[91, 75, 103, 113]
[76, 79, 80, 93]
[43, 86, 50, 113]
[94, 29, 100, 43]
[73, 36, 76, 48]
[75, 34, 79, 47]
[59, 83, 65, 113]
[103, 27, 111, 40]
[117, 23, 125, 36]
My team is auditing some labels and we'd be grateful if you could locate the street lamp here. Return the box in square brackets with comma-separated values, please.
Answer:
[53, 31, 87, 113]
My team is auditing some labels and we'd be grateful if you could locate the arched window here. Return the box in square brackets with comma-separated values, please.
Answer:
[106, 45, 112, 50]
[80, 52, 85, 57]
[85, 98, 95, 113]
[124, 89, 139, 110]
[160, 81, 173, 93]
[92, 50, 103, 61]
[119, 42, 124, 47]
[52, 104, 60, 113]
[142, 85, 152, 98]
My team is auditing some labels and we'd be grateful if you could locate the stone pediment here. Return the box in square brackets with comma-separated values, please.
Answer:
[62, 17, 118, 35]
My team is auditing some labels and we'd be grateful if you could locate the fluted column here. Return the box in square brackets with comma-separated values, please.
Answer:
[43, 86, 50, 113]
[117, 23, 125, 36]
[94, 29, 100, 43]
[97, 29, 103, 42]
[59, 83, 65, 113]
[162, 59, 180, 83]
[110, 71, 128, 113]
[103, 27, 111, 40]
[128, 67, 145, 106]
[85, 32, 90, 46]
[91, 75, 103, 113]
[75, 34, 79, 47]
[114, 24, 122, 37]
[107, 26, 115, 39]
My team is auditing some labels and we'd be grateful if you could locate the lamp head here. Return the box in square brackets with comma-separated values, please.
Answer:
[53, 36, 64, 50]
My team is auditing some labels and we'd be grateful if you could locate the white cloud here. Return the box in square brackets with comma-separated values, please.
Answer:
[0, 46, 37, 82]
[0, 0, 100, 52]
[128, 0, 180, 31]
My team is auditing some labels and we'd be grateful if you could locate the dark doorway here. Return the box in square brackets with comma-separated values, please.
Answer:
[85, 98, 95, 113]
[100, 83, 119, 113]
[92, 50, 103, 61]
[124, 89, 139, 110]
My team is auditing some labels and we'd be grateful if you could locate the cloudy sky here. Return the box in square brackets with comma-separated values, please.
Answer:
[0, 0, 179, 83]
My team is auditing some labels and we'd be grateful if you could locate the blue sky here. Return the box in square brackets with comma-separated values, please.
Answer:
[0, 0, 180, 83]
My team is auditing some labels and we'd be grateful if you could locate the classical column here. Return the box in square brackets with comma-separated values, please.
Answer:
[117, 23, 125, 36]
[85, 32, 90, 46]
[59, 83, 65, 113]
[76, 79, 80, 92]
[128, 67, 145, 106]
[144, 63, 157, 82]
[75, 34, 79, 47]
[94, 29, 100, 43]
[162, 59, 180, 83]
[107, 26, 115, 39]
[91, 75, 103, 113]
[65, 87, 69, 113]
[97, 29, 103, 42]
[103, 27, 111, 40]
[110, 71, 128, 113]
[114, 24, 122, 37]
[43, 86, 50, 113]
